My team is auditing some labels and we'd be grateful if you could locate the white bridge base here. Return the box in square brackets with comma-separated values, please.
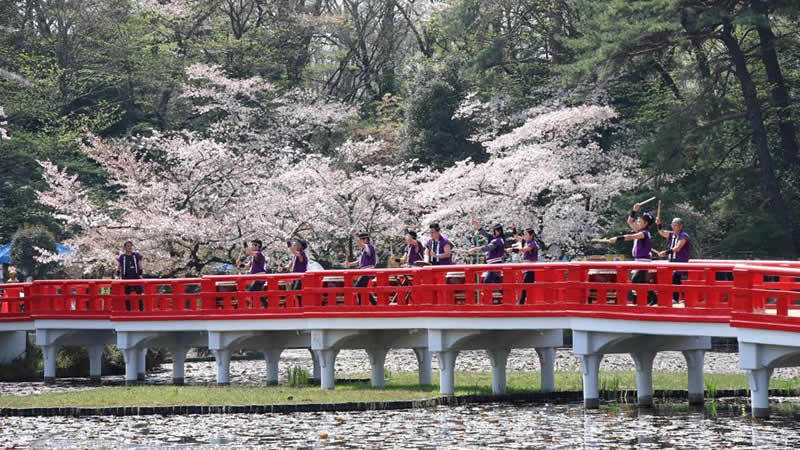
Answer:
[9, 316, 800, 418]
[573, 330, 711, 408]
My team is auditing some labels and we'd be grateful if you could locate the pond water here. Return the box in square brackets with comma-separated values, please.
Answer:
[2, 400, 799, 449]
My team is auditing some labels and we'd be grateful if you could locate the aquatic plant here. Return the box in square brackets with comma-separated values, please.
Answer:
[288, 366, 310, 387]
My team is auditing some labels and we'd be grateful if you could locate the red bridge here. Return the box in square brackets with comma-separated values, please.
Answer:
[2, 260, 799, 418]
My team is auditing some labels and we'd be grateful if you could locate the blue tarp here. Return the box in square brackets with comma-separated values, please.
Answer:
[0, 243, 71, 265]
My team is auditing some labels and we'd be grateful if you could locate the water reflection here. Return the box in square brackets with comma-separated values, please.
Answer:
[3, 400, 800, 448]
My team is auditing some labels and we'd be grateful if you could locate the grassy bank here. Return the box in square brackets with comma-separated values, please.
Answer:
[2, 371, 798, 409]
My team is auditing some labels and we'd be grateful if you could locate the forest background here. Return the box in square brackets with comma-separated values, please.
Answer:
[1, 0, 798, 278]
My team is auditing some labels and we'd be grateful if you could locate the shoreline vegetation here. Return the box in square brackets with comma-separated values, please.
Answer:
[3, 371, 800, 409]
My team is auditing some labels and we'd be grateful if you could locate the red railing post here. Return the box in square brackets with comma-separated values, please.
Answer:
[565, 265, 587, 305]
[304, 272, 321, 307]
[732, 268, 754, 313]
[376, 272, 390, 306]
[200, 278, 216, 312]
[656, 266, 671, 307]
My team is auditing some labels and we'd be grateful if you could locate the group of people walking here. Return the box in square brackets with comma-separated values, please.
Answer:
[115, 201, 690, 305]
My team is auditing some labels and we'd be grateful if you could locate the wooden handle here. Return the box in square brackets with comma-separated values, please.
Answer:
[639, 196, 657, 207]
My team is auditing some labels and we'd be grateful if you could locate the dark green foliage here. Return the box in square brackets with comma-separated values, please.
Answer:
[1, 0, 799, 259]
[9, 225, 61, 281]
[404, 59, 486, 167]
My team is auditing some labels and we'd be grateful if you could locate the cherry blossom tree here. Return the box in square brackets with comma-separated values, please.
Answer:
[36, 64, 410, 275]
[419, 99, 639, 259]
[268, 137, 426, 265]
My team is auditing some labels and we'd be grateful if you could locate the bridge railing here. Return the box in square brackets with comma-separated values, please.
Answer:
[3, 261, 800, 327]
[407, 263, 571, 311]
[200, 273, 305, 315]
[110, 278, 204, 319]
[566, 261, 736, 323]
[731, 264, 800, 333]
[0, 283, 31, 321]
[28, 279, 112, 320]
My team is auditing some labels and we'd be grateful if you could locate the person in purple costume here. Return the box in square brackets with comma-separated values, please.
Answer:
[394, 230, 424, 267]
[117, 241, 144, 298]
[656, 217, 691, 302]
[468, 215, 506, 284]
[245, 239, 267, 292]
[344, 231, 377, 305]
[284, 237, 308, 305]
[508, 228, 539, 304]
[608, 202, 657, 305]
[425, 223, 454, 265]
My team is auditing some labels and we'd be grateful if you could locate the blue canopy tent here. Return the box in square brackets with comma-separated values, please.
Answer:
[0, 243, 71, 265]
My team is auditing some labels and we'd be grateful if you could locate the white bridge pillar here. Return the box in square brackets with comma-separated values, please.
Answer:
[169, 346, 189, 385]
[367, 348, 388, 388]
[580, 354, 602, 409]
[414, 348, 432, 385]
[213, 348, 232, 385]
[536, 347, 556, 393]
[137, 348, 147, 381]
[683, 349, 705, 405]
[487, 348, 510, 394]
[42, 344, 58, 385]
[264, 348, 283, 386]
[632, 351, 656, 407]
[319, 349, 339, 390]
[88, 344, 104, 384]
[123, 347, 139, 385]
[437, 350, 459, 396]
[310, 349, 321, 381]
[739, 339, 800, 418]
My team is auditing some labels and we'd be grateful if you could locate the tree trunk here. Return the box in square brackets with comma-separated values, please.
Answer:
[377, 0, 396, 97]
[752, 0, 799, 165]
[680, 8, 718, 113]
[719, 21, 798, 255]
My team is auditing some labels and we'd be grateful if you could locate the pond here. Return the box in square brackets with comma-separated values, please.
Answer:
[2, 400, 799, 448]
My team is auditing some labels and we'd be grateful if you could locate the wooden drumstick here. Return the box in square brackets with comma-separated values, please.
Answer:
[656, 200, 662, 222]
[639, 196, 657, 208]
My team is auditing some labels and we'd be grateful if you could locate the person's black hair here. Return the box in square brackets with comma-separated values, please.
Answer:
[297, 239, 308, 250]
[492, 224, 504, 236]
[641, 212, 654, 227]
[251, 239, 263, 248]
[429, 223, 440, 232]
[524, 228, 536, 237]
[406, 230, 418, 239]
[124, 241, 133, 246]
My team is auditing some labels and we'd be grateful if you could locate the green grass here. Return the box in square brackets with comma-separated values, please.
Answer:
[0, 371, 795, 409]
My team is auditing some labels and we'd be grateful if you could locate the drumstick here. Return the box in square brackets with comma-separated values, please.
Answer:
[656, 200, 662, 222]
[591, 238, 611, 243]
[639, 196, 657, 208]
